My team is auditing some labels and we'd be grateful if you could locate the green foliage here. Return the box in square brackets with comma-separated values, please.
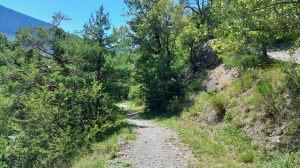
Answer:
[178, 0, 215, 68]
[219, 51, 273, 69]
[72, 120, 136, 168]
[178, 19, 211, 64]
[187, 79, 203, 92]
[103, 26, 140, 100]
[0, 32, 10, 52]
[224, 109, 234, 121]
[0, 136, 8, 168]
[209, 93, 229, 111]
[122, 162, 132, 167]
[2, 78, 122, 167]
[1, 0, 300, 166]
[239, 150, 255, 163]
[94, 158, 106, 168]
[261, 153, 299, 168]
[284, 66, 300, 109]
[128, 84, 145, 106]
[83, 5, 110, 45]
[254, 78, 285, 119]
[252, 142, 260, 151]
[0, 9, 126, 167]
[151, 111, 255, 167]
[167, 96, 183, 113]
[125, 0, 188, 112]
[139, 62, 184, 112]
[290, 37, 300, 54]
[83, 16, 138, 100]
[128, 84, 142, 100]
[212, 0, 300, 58]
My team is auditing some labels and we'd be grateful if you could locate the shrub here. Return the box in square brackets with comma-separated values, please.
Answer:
[224, 109, 234, 121]
[0, 136, 8, 168]
[263, 153, 298, 168]
[284, 66, 300, 109]
[3, 80, 122, 167]
[239, 150, 255, 163]
[128, 84, 143, 100]
[254, 79, 285, 119]
[187, 79, 203, 92]
[167, 96, 183, 114]
[219, 51, 264, 68]
[210, 93, 229, 111]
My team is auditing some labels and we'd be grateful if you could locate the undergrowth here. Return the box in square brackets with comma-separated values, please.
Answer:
[72, 119, 136, 168]
[128, 54, 300, 167]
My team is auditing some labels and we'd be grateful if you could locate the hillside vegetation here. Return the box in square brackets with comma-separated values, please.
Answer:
[0, 0, 300, 167]
[128, 59, 300, 167]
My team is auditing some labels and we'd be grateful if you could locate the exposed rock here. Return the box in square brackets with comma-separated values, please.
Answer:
[202, 63, 239, 92]
[193, 40, 220, 69]
[206, 81, 218, 93]
[181, 65, 207, 82]
[207, 110, 218, 124]
[181, 40, 222, 82]
[267, 135, 284, 148]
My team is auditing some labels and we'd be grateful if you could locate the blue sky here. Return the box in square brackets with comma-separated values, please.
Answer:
[0, 0, 128, 34]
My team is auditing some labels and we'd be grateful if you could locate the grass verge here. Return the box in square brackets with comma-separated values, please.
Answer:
[127, 60, 300, 167]
[128, 102, 300, 167]
[72, 119, 136, 168]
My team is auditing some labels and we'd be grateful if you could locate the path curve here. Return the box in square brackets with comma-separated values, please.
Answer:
[106, 104, 196, 168]
[268, 49, 300, 64]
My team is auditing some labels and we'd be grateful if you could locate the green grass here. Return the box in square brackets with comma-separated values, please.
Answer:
[157, 119, 255, 167]
[239, 150, 255, 163]
[187, 79, 203, 92]
[128, 102, 300, 167]
[122, 162, 132, 167]
[72, 120, 136, 168]
[128, 99, 257, 166]
[126, 61, 300, 167]
[257, 152, 299, 168]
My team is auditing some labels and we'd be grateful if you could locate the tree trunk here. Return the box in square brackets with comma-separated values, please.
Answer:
[262, 42, 268, 59]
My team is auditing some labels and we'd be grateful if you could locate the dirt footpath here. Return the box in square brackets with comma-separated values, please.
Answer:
[268, 47, 300, 64]
[106, 109, 196, 168]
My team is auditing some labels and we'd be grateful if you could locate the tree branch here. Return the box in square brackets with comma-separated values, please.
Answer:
[253, 1, 300, 11]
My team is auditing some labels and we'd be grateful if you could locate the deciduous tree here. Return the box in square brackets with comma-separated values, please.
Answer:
[125, 0, 188, 111]
[212, 0, 300, 58]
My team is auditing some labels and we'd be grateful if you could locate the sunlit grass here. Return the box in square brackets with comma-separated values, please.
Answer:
[127, 62, 300, 167]
[153, 118, 256, 167]
[72, 120, 136, 168]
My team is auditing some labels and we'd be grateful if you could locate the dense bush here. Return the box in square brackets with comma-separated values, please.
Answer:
[0, 9, 127, 167]
[187, 79, 203, 92]
[219, 51, 266, 68]
[167, 96, 183, 114]
[284, 66, 300, 109]
[2, 80, 122, 167]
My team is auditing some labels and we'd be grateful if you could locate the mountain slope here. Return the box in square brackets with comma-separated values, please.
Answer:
[0, 4, 51, 38]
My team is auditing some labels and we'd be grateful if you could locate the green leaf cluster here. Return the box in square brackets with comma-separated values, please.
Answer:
[125, 0, 188, 112]
[0, 9, 127, 167]
[212, 0, 300, 56]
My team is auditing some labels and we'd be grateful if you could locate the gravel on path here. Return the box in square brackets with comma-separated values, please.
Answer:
[268, 50, 300, 64]
[106, 107, 196, 168]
